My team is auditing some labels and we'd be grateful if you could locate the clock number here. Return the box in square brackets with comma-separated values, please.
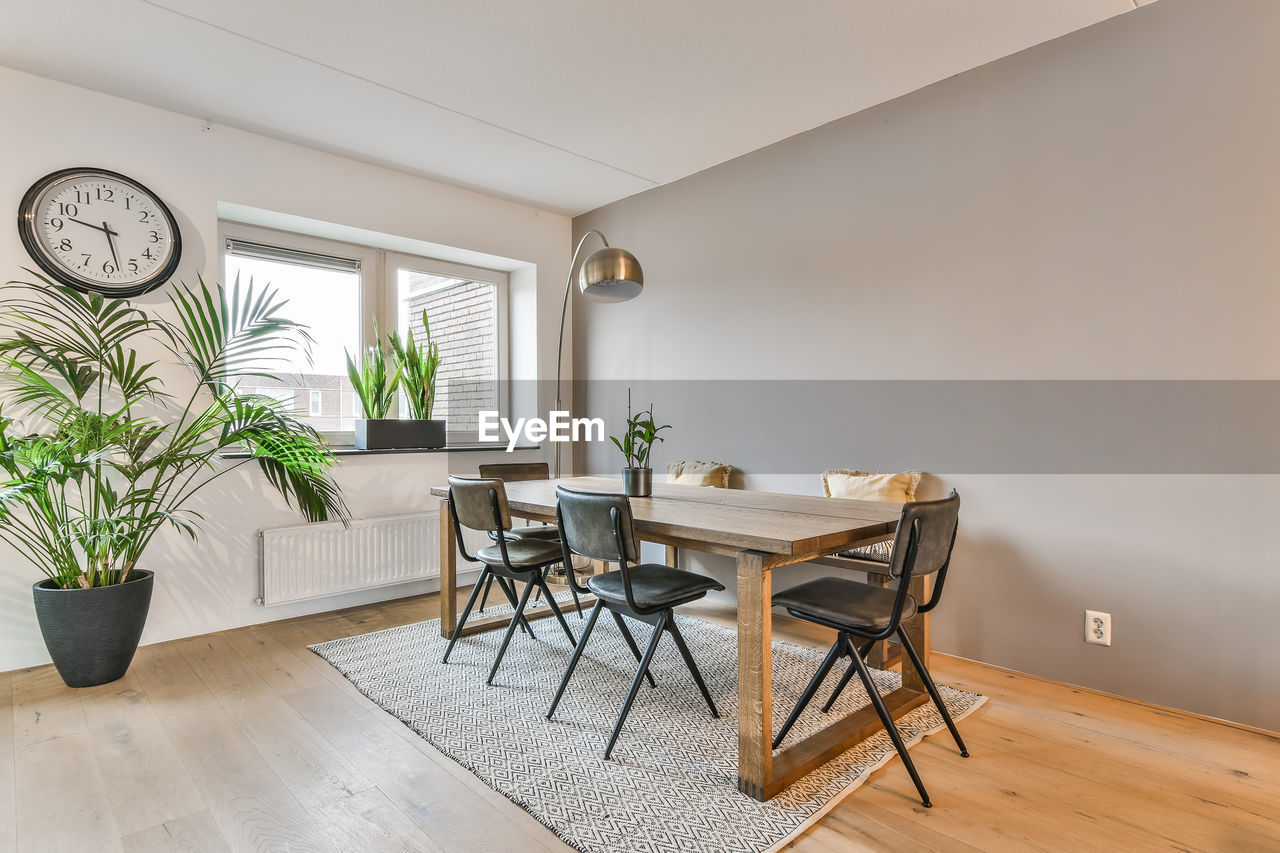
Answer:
[149, 230, 161, 243]
[128, 259, 139, 273]
[74, 190, 92, 205]
[141, 248, 154, 260]
[140, 210, 151, 222]
[124, 196, 132, 210]
[80, 254, 92, 267]
[103, 261, 117, 275]
[95, 187, 114, 202]
[49, 217, 64, 231]
[59, 238, 72, 252]
[57, 202, 78, 217]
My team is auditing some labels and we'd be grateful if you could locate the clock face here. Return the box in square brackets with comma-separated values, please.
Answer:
[18, 168, 182, 297]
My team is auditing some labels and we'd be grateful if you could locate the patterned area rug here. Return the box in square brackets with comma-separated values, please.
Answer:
[311, 603, 986, 853]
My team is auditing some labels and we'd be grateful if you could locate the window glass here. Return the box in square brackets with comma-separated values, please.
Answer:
[397, 267, 499, 436]
[223, 249, 360, 433]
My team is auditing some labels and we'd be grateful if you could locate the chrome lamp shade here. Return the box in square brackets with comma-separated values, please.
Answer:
[579, 246, 644, 302]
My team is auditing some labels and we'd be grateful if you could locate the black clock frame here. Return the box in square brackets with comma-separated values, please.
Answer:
[17, 167, 183, 298]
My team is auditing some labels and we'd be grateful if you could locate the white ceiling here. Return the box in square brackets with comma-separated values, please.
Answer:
[0, 0, 1148, 216]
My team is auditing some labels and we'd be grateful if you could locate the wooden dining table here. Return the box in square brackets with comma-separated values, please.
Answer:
[430, 475, 930, 802]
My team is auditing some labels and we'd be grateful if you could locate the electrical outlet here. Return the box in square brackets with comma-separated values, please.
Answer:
[1085, 610, 1112, 646]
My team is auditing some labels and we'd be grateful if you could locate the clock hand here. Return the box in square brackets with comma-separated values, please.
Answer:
[68, 217, 109, 233]
[102, 221, 122, 270]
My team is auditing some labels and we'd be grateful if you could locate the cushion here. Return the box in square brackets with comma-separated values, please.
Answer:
[666, 459, 733, 488]
[821, 469, 921, 503]
[499, 525, 561, 542]
[821, 469, 922, 562]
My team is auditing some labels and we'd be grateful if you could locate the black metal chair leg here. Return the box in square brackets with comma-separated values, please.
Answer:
[821, 637, 875, 713]
[478, 574, 494, 612]
[443, 566, 489, 663]
[847, 637, 932, 808]
[665, 616, 719, 719]
[603, 612, 667, 760]
[535, 577, 577, 646]
[897, 628, 969, 757]
[493, 576, 534, 637]
[773, 639, 843, 749]
[547, 600, 604, 720]
[567, 571, 584, 617]
[487, 578, 536, 685]
[610, 611, 657, 688]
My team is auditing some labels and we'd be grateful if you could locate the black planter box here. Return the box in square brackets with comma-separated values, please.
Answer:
[354, 418, 446, 450]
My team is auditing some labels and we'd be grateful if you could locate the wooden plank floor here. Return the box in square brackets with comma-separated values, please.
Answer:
[4, 590, 1278, 852]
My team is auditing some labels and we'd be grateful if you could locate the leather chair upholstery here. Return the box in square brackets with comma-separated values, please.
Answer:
[588, 565, 721, 612]
[773, 576, 917, 631]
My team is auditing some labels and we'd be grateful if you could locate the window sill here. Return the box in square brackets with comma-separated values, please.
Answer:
[219, 442, 538, 459]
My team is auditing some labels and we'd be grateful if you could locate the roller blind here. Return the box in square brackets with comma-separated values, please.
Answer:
[224, 238, 362, 274]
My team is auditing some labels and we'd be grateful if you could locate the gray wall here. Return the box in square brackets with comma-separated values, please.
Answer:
[572, 0, 1280, 731]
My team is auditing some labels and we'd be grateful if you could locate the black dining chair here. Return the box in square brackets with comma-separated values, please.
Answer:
[472, 462, 585, 617]
[545, 487, 725, 759]
[441, 476, 577, 684]
[770, 490, 967, 808]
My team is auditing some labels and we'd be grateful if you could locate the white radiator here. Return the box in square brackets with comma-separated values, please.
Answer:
[258, 512, 439, 606]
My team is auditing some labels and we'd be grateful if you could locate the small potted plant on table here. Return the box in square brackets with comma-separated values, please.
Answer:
[610, 395, 670, 497]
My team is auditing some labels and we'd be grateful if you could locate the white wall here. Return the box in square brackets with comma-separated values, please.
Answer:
[574, 0, 1280, 730]
[0, 66, 571, 672]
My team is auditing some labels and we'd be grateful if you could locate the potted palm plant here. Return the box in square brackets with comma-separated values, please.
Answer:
[0, 274, 348, 688]
[609, 395, 671, 497]
[347, 312, 445, 449]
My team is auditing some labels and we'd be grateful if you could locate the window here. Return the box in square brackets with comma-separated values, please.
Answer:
[220, 223, 508, 443]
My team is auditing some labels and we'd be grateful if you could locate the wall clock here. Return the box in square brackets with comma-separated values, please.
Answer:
[17, 167, 182, 297]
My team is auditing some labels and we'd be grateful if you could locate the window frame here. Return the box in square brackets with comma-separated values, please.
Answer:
[217, 221, 510, 446]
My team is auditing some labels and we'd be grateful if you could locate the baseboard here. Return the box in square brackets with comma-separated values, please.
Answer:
[932, 651, 1280, 740]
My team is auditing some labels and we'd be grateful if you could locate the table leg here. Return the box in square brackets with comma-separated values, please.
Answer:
[863, 573, 891, 670]
[665, 545, 678, 569]
[901, 574, 931, 692]
[736, 550, 772, 800]
[439, 497, 457, 639]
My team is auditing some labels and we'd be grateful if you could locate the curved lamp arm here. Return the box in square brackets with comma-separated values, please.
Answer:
[554, 229, 608, 477]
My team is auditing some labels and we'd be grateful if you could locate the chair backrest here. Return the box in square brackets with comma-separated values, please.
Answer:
[555, 487, 640, 564]
[448, 475, 511, 533]
[477, 461, 549, 482]
[887, 490, 960, 581]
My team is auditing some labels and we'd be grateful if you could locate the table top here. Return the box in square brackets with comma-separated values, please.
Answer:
[431, 475, 900, 558]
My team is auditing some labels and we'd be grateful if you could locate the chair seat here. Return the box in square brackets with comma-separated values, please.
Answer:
[476, 538, 563, 569]
[587, 564, 724, 611]
[773, 576, 917, 632]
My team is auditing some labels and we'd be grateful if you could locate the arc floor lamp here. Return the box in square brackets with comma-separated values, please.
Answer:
[554, 229, 644, 478]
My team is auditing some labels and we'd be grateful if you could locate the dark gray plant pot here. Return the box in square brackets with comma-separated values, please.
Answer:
[32, 570, 154, 688]
[622, 467, 653, 497]
[354, 418, 446, 450]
